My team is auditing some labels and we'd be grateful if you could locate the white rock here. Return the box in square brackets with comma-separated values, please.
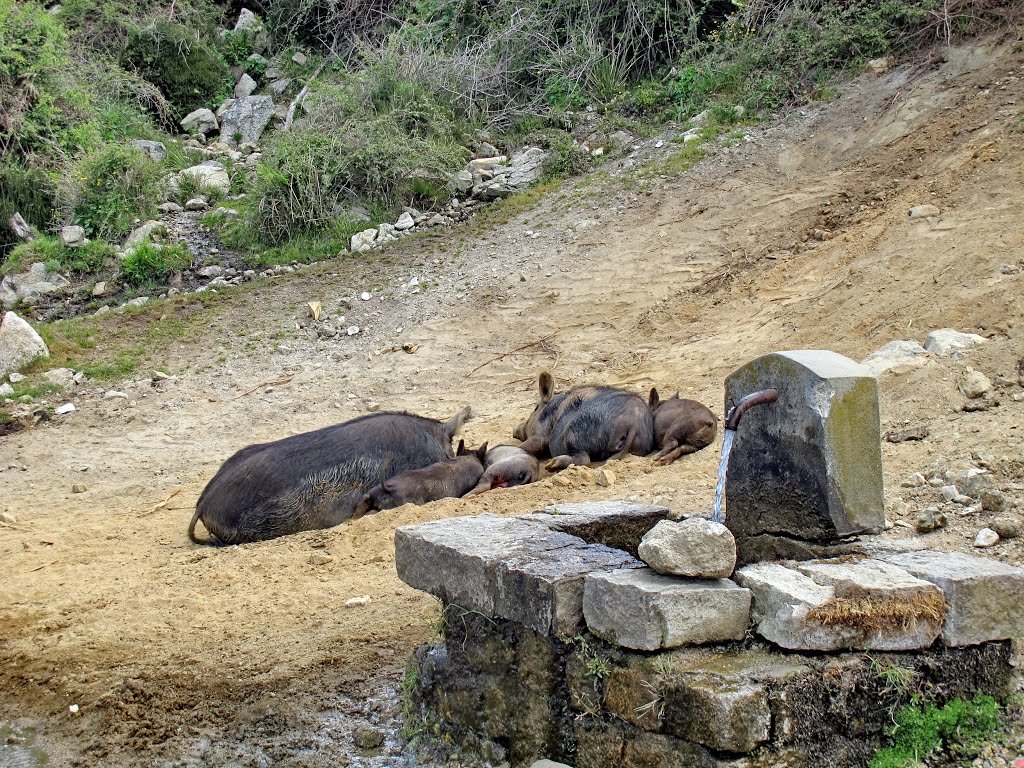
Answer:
[345, 595, 371, 607]
[360, 292, 371, 301]
[924, 328, 986, 357]
[638, 518, 736, 578]
[346, 326, 360, 336]
[1, 262, 71, 307]
[859, 340, 930, 376]
[177, 161, 231, 196]
[55, 402, 76, 415]
[185, 197, 209, 211]
[105, 390, 129, 399]
[395, 211, 415, 231]
[60, 225, 86, 248]
[974, 528, 999, 548]
[958, 369, 992, 399]
[350, 228, 377, 253]
[234, 8, 261, 32]
[0, 312, 50, 378]
[0, 382, 13, 397]
[909, 204, 940, 219]
[43, 367, 76, 388]
[8, 372, 25, 383]
[468, 156, 508, 173]
[218, 96, 274, 146]
[157, 202, 183, 214]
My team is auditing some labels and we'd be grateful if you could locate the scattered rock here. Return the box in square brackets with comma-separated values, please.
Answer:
[352, 724, 385, 750]
[973, 528, 1000, 548]
[595, 468, 616, 487]
[1, 262, 72, 308]
[884, 426, 929, 443]
[978, 488, 1005, 513]
[0, 382, 13, 397]
[360, 292, 371, 301]
[915, 508, 947, 533]
[180, 108, 218, 136]
[123, 221, 166, 252]
[309, 553, 333, 565]
[8, 372, 25, 383]
[60, 225, 86, 248]
[72, 483, 88, 493]
[0, 512, 16, 523]
[104, 390, 129, 399]
[291, 51, 307, 66]
[0, 312, 50, 378]
[909, 204, 940, 219]
[219, 95, 275, 146]
[43, 367, 76, 388]
[177, 161, 231, 196]
[859, 340, 930, 376]
[959, 369, 992, 399]
[234, 8, 261, 32]
[157, 202, 183, 214]
[184, 197, 209, 211]
[350, 228, 377, 253]
[924, 328, 986, 357]
[234, 73, 258, 99]
[346, 326, 360, 336]
[132, 140, 167, 162]
[345, 595, 371, 607]
[990, 516, 1021, 540]
[867, 57, 891, 74]
[638, 519, 737, 578]
[54, 402, 76, 415]
[395, 211, 415, 231]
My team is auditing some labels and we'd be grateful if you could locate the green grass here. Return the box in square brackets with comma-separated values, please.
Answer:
[869, 695, 1001, 768]
[120, 239, 191, 285]
[3, 235, 115, 276]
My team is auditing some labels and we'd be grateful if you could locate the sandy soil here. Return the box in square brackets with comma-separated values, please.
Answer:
[2, 36, 1024, 767]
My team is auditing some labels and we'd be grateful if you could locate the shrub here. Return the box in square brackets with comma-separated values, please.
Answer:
[0, 164, 57, 257]
[120, 239, 190, 285]
[63, 143, 161, 239]
[4, 234, 114, 276]
[121, 20, 231, 121]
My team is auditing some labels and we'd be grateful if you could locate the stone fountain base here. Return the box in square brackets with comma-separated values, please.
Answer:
[396, 502, 1024, 768]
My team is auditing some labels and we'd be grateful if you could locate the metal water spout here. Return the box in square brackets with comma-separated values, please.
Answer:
[724, 389, 779, 431]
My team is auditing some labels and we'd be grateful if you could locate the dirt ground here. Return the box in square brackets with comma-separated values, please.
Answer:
[2, 36, 1024, 768]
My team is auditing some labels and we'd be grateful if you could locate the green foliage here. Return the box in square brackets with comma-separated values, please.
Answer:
[4, 235, 114, 276]
[869, 694, 1001, 768]
[0, 164, 57, 256]
[65, 143, 161, 239]
[222, 27, 257, 67]
[121, 20, 230, 120]
[119, 239, 190, 285]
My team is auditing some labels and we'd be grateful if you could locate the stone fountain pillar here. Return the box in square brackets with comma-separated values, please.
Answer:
[724, 350, 885, 563]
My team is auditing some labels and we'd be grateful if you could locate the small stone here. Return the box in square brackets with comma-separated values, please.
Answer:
[352, 723, 385, 750]
[345, 595, 371, 607]
[346, 326, 360, 336]
[72, 483, 88, 493]
[92, 281, 113, 297]
[291, 51, 307, 66]
[973, 528, 999, 548]
[198, 265, 225, 278]
[132, 140, 167, 162]
[595, 468, 616, 487]
[939, 485, 958, 502]
[60, 225, 86, 248]
[309, 553, 333, 565]
[104, 390, 129, 399]
[638, 519, 737, 579]
[909, 204, 940, 219]
[0, 311, 50, 378]
[0, 512, 16, 523]
[185, 197, 209, 211]
[990, 516, 1021, 539]
[959, 370, 992, 399]
[8, 372, 25, 383]
[860, 340, 930, 376]
[915, 508, 947, 533]
[55, 402, 76, 415]
[395, 212, 415, 231]
[157, 202, 183, 214]
[0, 382, 12, 397]
[924, 328, 986, 357]
[360, 291, 371, 301]
[234, 73, 258, 99]
[180, 108, 218, 136]
[979, 488, 1005, 513]
[69, 704, 79, 714]
[350, 228, 377, 253]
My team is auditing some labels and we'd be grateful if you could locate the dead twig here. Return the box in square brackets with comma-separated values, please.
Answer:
[29, 561, 59, 572]
[469, 333, 560, 376]
[138, 488, 183, 517]
[229, 377, 294, 401]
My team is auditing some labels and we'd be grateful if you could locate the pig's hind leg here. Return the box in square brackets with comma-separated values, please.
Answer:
[545, 451, 592, 471]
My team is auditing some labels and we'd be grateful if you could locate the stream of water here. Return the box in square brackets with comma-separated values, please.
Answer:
[712, 429, 735, 524]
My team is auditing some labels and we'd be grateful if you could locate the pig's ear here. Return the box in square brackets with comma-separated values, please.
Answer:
[456, 439, 467, 455]
[476, 442, 488, 461]
[539, 371, 555, 403]
[648, 388, 660, 409]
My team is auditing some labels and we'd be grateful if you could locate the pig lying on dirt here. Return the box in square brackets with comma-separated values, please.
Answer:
[354, 441, 488, 515]
[468, 444, 540, 495]
[188, 407, 471, 545]
[648, 389, 718, 465]
[513, 372, 654, 470]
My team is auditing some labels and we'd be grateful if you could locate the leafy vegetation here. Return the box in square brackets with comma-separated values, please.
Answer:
[3, 235, 114, 276]
[869, 694, 1001, 768]
[120, 239, 190, 285]
[62, 143, 162, 239]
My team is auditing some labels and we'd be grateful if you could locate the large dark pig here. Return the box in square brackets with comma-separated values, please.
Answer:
[648, 389, 718, 465]
[188, 407, 471, 545]
[468, 444, 540, 495]
[354, 441, 488, 515]
[513, 372, 654, 470]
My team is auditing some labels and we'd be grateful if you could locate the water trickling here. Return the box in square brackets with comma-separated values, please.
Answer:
[712, 429, 735, 524]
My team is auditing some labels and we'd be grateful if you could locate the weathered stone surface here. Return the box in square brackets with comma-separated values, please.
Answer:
[638, 519, 736, 578]
[350, 228, 378, 253]
[1, 262, 71, 308]
[0, 311, 50, 377]
[737, 560, 944, 651]
[924, 328, 986, 357]
[60, 225, 86, 248]
[396, 514, 640, 635]
[909, 204, 940, 219]
[177, 161, 231, 195]
[234, 8, 260, 31]
[959, 369, 992, 398]
[219, 95, 274, 145]
[879, 550, 1024, 646]
[507, 147, 548, 188]
[132, 139, 167, 161]
[663, 678, 769, 753]
[734, 532, 924, 566]
[859, 340, 930, 376]
[234, 73, 258, 99]
[451, 169, 474, 194]
[468, 156, 507, 173]
[180, 107, 218, 135]
[583, 569, 750, 650]
[124, 220, 166, 251]
[395, 211, 415, 231]
[724, 350, 885, 545]
[528, 500, 671, 557]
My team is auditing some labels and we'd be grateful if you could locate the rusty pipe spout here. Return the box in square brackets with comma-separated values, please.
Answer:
[724, 389, 778, 431]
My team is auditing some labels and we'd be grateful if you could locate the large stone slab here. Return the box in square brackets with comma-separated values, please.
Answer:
[219, 95, 274, 145]
[583, 569, 750, 650]
[736, 560, 943, 651]
[395, 514, 639, 635]
[878, 550, 1024, 646]
[724, 350, 885, 546]
[529, 500, 671, 557]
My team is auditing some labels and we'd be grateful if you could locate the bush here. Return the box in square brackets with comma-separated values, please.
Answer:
[3, 234, 114, 276]
[121, 20, 230, 121]
[0, 164, 57, 257]
[120, 239, 190, 285]
[63, 143, 161, 239]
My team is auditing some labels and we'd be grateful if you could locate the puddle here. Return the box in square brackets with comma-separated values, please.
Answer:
[0, 723, 48, 768]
